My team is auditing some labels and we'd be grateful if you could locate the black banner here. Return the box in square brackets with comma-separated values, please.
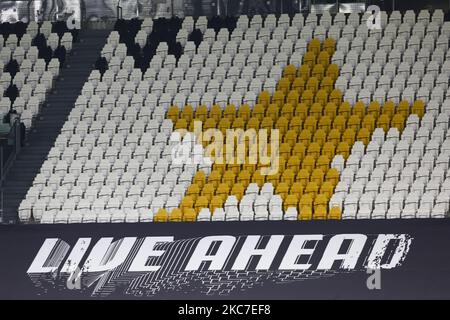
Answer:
[1, 219, 450, 299]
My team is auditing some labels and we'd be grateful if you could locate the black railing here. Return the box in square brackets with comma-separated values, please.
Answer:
[117, 0, 123, 20]
[0, 119, 22, 224]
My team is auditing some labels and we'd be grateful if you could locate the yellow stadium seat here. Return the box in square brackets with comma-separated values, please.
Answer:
[298, 64, 311, 80]
[315, 89, 328, 106]
[284, 194, 299, 212]
[332, 115, 346, 133]
[277, 77, 291, 95]
[299, 129, 312, 147]
[276, 182, 290, 200]
[182, 105, 194, 123]
[299, 206, 313, 220]
[336, 141, 350, 159]
[324, 102, 337, 119]
[306, 77, 319, 93]
[282, 169, 295, 186]
[287, 90, 299, 107]
[216, 183, 230, 202]
[201, 183, 215, 201]
[213, 162, 226, 175]
[323, 38, 336, 56]
[222, 170, 236, 188]
[357, 127, 371, 145]
[320, 76, 334, 93]
[328, 206, 341, 220]
[368, 101, 381, 119]
[310, 103, 323, 120]
[289, 116, 303, 133]
[318, 116, 332, 134]
[261, 117, 273, 134]
[218, 118, 231, 135]
[247, 117, 260, 130]
[258, 91, 271, 107]
[207, 170, 222, 188]
[276, 116, 289, 136]
[320, 181, 335, 199]
[316, 155, 331, 173]
[183, 208, 197, 221]
[210, 195, 224, 214]
[308, 38, 321, 55]
[304, 116, 317, 133]
[377, 114, 391, 132]
[313, 205, 327, 220]
[175, 118, 188, 130]
[181, 196, 194, 212]
[204, 117, 217, 130]
[295, 103, 308, 120]
[167, 105, 180, 122]
[299, 193, 313, 209]
[317, 51, 330, 69]
[187, 184, 201, 201]
[307, 142, 321, 160]
[412, 100, 425, 118]
[292, 77, 305, 94]
[284, 130, 298, 148]
[303, 51, 316, 68]
[322, 142, 336, 159]
[342, 128, 356, 145]
[195, 196, 209, 213]
[237, 170, 251, 188]
[231, 183, 245, 200]
[352, 101, 366, 119]
[326, 64, 339, 81]
[362, 114, 375, 132]
[305, 181, 319, 199]
[195, 105, 208, 122]
[297, 168, 310, 187]
[238, 104, 251, 122]
[312, 64, 325, 81]
[326, 168, 340, 186]
[281, 103, 294, 121]
[382, 101, 395, 118]
[209, 104, 222, 122]
[313, 129, 327, 146]
[329, 89, 342, 104]
[279, 143, 291, 161]
[327, 128, 341, 146]
[155, 208, 169, 222]
[251, 104, 265, 121]
[311, 168, 324, 186]
[267, 103, 280, 121]
[290, 182, 304, 199]
[272, 90, 286, 107]
[193, 171, 206, 188]
[224, 104, 236, 121]
[287, 155, 301, 173]
[283, 64, 297, 82]
[301, 155, 316, 174]
[391, 113, 405, 131]
[338, 101, 351, 119]
[232, 117, 245, 129]
[293, 142, 306, 160]
[169, 208, 183, 222]
[397, 100, 410, 119]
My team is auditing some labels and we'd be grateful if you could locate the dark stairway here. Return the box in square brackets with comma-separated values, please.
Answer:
[1, 28, 111, 223]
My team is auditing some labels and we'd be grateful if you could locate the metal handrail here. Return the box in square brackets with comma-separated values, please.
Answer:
[117, 0, 123, 19]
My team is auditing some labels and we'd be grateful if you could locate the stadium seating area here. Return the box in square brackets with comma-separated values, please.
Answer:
[15, 9, 450, 223]
[0, 20, 74, 133]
